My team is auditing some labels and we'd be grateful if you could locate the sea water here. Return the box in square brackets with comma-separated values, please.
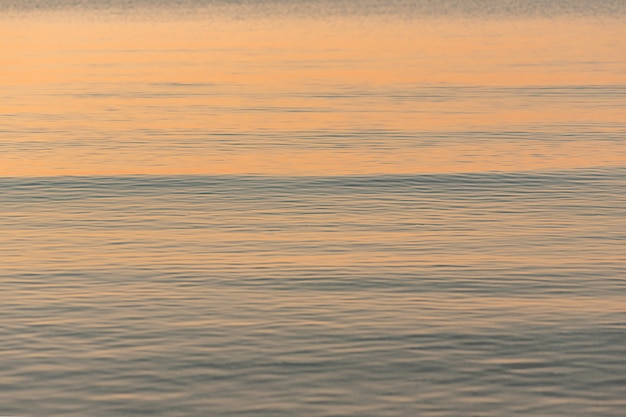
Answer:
[1, 1, 625, 416]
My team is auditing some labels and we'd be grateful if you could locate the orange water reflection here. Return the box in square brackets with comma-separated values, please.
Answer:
[2, 15, 625, 176]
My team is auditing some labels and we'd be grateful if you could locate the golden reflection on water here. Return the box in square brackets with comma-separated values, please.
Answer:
[2, 15, 625, 176]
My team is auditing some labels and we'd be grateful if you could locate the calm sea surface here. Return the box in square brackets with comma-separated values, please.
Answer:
[1, 1, 626, 416]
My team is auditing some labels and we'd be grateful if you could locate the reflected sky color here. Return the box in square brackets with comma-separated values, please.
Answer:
[2, 13, 625, 176]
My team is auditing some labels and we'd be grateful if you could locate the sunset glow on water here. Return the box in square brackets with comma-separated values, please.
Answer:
[1, 1, 625, 416]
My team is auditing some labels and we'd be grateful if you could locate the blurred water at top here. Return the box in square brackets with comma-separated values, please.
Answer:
[2, 0, 626, 17]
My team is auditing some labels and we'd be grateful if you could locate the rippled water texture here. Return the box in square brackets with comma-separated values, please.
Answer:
[1, 1, 626, 416]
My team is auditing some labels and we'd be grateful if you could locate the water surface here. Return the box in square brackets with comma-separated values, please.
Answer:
[1, 1, 625, 416]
